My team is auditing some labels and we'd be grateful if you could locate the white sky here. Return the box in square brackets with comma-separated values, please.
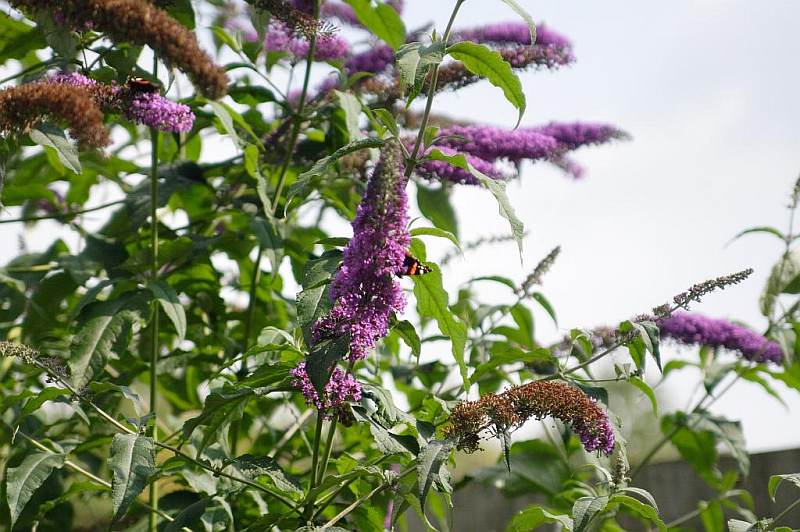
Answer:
[2, 1, 800, 453]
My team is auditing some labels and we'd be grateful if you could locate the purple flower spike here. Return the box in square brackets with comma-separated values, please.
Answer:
[413, 145, 506, 185]
[290, 362, 362, 419]
[125, 93, 195, 133]
[437, 125, 560, 162]
[659, 312, 783, 364]
[533, 122, 629, 151]
[312, 140, 410, 360]
[453, 22, 571, 49]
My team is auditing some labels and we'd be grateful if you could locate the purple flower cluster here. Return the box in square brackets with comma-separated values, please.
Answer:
[312, 141, 410, 360]
[659, 312, 783, 364]
[413, 144, 506, 185]
[48, 71, 195, 133]
[290, 362, 362, 417]
[421, 122, 625, 184]
[452, 22, 571, 48]
[124, 92, 195, 133]
[345, 44, 396, 75]
[574, 417, 616, 455]
[437, 124, 560, 162]
[262, 21, 350, 61]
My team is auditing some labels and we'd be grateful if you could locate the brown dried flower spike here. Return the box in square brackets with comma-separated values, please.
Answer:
[0, 82, 110, 149]
[443, 379, 615, 455]
[11, 0, 228, 99]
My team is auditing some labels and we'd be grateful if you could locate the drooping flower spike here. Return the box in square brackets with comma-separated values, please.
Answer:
[11, 0, 228, 98]
[0, 81, 110, 149]
[49, 72, 195, 133]
[312, 140, 411, 360]
[658, 312, 783, 364]
[443, 380, 615, 455]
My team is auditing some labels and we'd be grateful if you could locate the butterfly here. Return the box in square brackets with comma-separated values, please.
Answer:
[397, 253, 432, 277]
[126, 76, 160, 94]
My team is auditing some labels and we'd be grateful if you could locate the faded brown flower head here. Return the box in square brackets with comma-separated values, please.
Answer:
[443, 379, 615, 455]
[519, 245, 561, 294]
[0, 82, 110, 148]
[11, 0, 228, 99]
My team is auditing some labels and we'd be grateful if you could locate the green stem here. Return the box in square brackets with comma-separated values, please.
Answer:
[403, 0, 464, 179]
[270, 0, 321, 216]
[315, 418, 338, 485]
[629, 371, 743, 480]
[304, 413, 326, 519]
[148, 54, 161, 531]
[773, 496, 800, 526]
[0, 199, 125, 224]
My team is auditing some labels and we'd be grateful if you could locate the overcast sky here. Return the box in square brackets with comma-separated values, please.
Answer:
[2, 1, 800, 452]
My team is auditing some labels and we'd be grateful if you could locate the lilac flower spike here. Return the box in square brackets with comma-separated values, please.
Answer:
[312, 140, 410, 360]
[290, 362, 362, 418]
[49, 71, 195, 133]
[261, 21, 350, 61]
[452, 22, 572, 49]
[413, 145, 506, 185]
[437, 125, 560, 162]
[659, 312, 783, 364]
[533, 122, 629, 151]
[124, 92, 195, 133]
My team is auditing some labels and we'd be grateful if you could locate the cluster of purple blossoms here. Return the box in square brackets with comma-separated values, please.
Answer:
[123, 92, 195, 133]
[260, 20, 350, 62]
[419, 122, 626, 184]
[413, 144, 506, 185]
[452, 22, 571, 48]
[312, 141, 410, 360]
[48, 71, 195, 133]
[290, 362, 362, 418]
[658, 312, 783, 364]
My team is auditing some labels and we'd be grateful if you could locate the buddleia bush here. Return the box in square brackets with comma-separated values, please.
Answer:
[0, 1, 798, 531]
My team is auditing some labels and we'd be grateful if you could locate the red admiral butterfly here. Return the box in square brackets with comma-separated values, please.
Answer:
[126, 76, 160, 94]
[397, 253, 432, 277]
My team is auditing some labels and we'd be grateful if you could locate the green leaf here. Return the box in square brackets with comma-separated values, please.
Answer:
[69, 291, 148, 389]
[417, 439, 453, 508]
[768, 472, 800, 501]
[29, 124, 81, 174]
[6, 451, 65, 526]
[147, 281, 187, 341]
[499, 0, 537, 46]
[164, 498, 211, 532]
[306, 335, 351, 395]
[531, 291, 557, 326]
[506, 506, 573, 532]
[181, 387, 255, 452]
[609, 494, 666, 531]
[410, 244, 469, 392]
[447, 41, 526, 126]
[109, 434, 156, 522]
[396, 43, 422, 94]
[288, 137, 384, 202]
[629, 376, 658, 416]
[392, 319, 422, 358]
[727, 519, 756, 532]
[761, 247, 800, 317]
[730, 226, 786, 244]
[233, 455, 303, 498]
[427, 149, 524, 259]
[251, 215, 284, 276]
[409, 226, 460, 250]
[344, 0, 406, 50]
[572, 495, 609, 532]
[335, 90, 364, 141]
[417, 184, 459, 238]
[297, 250, 343, 345]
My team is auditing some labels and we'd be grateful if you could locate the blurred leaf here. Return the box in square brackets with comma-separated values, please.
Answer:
[498, 0, 536, 45]
[5, 451, 65, 527]
[768, 472, 800, 501]
[761, 248, 800, 317]
[148, 281, 187, 341]
[506, 506, 573, 532]
[417, 439, 453, 508]
[306, 335, 350, 395]
[417, 184, 459, 238]
[297, 250, 342, 345]
[572, 495, 608, 532]
[629, 376, 658, 416]
[344, 0, 406, 50]
[29, 124, 80, 174]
